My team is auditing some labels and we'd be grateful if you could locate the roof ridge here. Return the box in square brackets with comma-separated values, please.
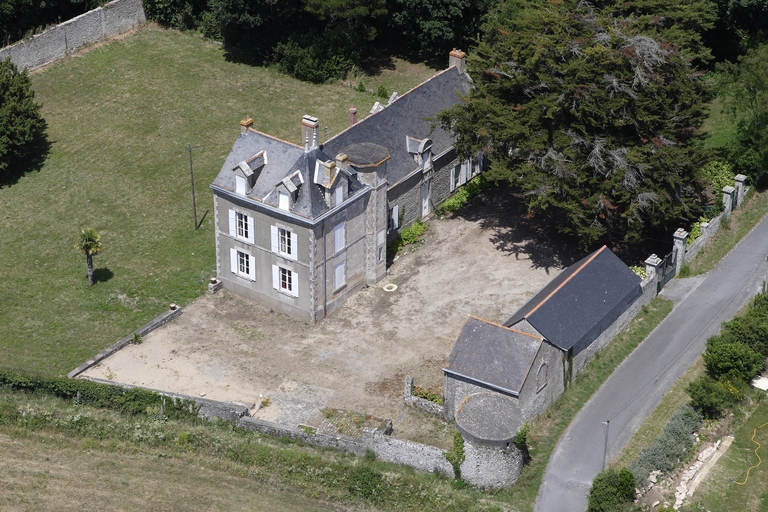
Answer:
[246, 126, 302, 149]
[468, 314, 543, 340]
[523, 245, 607, 318]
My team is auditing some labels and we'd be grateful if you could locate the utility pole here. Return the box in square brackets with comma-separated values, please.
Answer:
[187, 143, 198, 230]
[602, 420, 610, 471]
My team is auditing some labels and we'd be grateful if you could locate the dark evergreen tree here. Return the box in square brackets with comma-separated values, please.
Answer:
[439, 0, 712, 247]
[0, 57, 47, 181]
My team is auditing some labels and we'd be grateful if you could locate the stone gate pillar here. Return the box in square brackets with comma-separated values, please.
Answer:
[673, 228, 688, 275]
[645, 254, 662, 287]
[722, 185, 735, 216]
[734, 174, 747, 207]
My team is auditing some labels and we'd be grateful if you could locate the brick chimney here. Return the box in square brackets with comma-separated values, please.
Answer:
[449, 48, 466, 74]
[348, 107, 358, 127]
[240, 117, 253, 135]
[301, 115, 319, 151]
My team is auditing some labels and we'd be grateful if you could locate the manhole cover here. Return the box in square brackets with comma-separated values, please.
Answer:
[383, 284, 398, 292]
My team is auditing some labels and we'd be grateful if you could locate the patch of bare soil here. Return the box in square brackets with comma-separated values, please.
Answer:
[82, 195, 573, 445]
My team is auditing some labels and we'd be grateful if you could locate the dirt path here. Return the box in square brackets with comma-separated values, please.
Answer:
[82, 204, 564, 444]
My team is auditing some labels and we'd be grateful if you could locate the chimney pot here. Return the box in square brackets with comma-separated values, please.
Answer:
[449, 48, 467, 74]
[240, 117, 254, 135]
[348, 107, 358, 127]
[301, 115, 319, 150]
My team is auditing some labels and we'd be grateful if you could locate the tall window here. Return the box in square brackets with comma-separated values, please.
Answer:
[333, 220, 345, 253]
[236, 212, 249, 240]
[238, 251, 250, 276]
[334, 261, 346, 290]
[279, 267, 292, 293]
[536, 362, 548, 392]
[271, 226, 297, 261]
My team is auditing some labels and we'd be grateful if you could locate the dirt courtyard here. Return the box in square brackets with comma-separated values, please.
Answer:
[82, 196, 575, 445]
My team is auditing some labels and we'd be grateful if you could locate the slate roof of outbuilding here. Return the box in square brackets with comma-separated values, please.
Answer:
[323, 65, 470, 185]
[503, 246, 642, 351]
[444, 316, 543, 396]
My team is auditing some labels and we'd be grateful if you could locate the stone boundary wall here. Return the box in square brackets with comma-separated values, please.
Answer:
[403, 376, 444, 416]
[238, 416, 453, 476]
[684, 211, 724, 262]
[67, 306, 182, 378]
[81, 376, 251, 420]
[572, 274, 657, 376]
[0, 0, 146, 71]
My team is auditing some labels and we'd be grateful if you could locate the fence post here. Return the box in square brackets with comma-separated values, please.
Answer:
[722, 185, 735, 216]
[734, 174, 747, 208]
[673, 228, 688, 275]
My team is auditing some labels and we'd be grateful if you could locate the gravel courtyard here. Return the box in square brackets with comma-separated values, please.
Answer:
[82, 193, 578, 445]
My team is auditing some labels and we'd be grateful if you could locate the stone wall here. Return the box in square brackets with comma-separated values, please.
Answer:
[403, 376, 444, 416]
[0, 0, 146, 71]
[460, 439, 524, 488]
[67, 306, 182, 378]
[237, 416, 454, 476]
[684, 211, 725, 262]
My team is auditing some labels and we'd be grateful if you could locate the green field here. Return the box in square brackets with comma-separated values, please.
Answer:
[0, 26, 435, 377]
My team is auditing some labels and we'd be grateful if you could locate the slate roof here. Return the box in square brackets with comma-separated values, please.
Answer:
[503, 246, 642, 351]
[444, 316, 543, 396]
[323, 65, 471, 185]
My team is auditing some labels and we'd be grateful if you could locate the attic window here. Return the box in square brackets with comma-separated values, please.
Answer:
[536, 362, 548, 392]
[279, 191, 290, 211]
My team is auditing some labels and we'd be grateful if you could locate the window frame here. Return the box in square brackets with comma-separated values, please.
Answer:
[333, 220, 345, 253]
[230, 248, 255, 281]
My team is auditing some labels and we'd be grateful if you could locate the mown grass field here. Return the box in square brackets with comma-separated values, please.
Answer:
[0, 25, 435, 377]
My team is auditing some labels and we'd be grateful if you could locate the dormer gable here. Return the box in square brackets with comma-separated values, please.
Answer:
[232, 150, 267, 195]
[276, 169, 303, 211]
[406, 136, 433, 169]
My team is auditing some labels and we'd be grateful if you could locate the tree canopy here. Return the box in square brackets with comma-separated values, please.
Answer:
[439, 0, 712, 247]
[0, 57, 47, 182]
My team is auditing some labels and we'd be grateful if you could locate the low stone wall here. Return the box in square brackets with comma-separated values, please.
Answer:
[67, 306, 182, 378]
[237, 416, 453, 476]
[403, 376, 444, 416]
[82, 377, 251, 421]
[0, 0, 146, 71]
[684, 211, 725, 262]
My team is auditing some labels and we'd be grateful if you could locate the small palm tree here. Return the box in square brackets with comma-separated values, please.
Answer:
[75, 227, 102, 286]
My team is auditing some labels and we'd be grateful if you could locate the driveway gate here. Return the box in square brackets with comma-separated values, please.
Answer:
[657, 250, 676, 292]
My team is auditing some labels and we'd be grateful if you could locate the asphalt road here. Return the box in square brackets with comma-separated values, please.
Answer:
[535, 214, 768, 512]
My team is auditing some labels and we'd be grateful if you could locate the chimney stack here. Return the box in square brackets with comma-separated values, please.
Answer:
[240, 117, 254, 135]
[335, 153, 348, 170]
[301, 115, 319, 151]
[348, 107, 358, 127]
[449, 48, 466, 74]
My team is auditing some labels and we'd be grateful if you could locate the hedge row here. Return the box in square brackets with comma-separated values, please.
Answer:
[0, 368, 199, 419]
[688, 293, 768, 418]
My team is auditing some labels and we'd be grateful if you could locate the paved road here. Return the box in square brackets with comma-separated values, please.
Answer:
[535, 215, 768, 512]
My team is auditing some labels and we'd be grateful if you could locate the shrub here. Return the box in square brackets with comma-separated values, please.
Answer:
[629, 404, 702, 484]
[629, 265, 647, 280]
[412, 385, 443, 405]
[703, 340, 765, 381]
[700, 161, 734, 198]
[376, 84, 388, 99]
[512, 421, 531, 460]
[272, 28, 361, 83]
[686, 374, 744, 419]
[587, 467, 635, 512]
[387, 221, 427, 261]
[435, 175, 488, 215]
[445, 431, 465, 479]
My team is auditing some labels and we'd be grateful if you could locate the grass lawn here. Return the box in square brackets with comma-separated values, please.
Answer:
[694, 396, 768, 511]
[700, 95, 740, 150]
[0, 25, 435, 377]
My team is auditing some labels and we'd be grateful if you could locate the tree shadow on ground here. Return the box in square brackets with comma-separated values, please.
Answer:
[93, 268, 114, 284]
[450, 184, 590, 274]
[452, 183, 677, 271]
[0, 129, 52, 188]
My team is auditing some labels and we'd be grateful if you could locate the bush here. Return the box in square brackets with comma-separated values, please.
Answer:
[376, 84, 388, 98]
[444, 431, 465, 479]
[387, 221, 427, 261]
[703, 340, 765, 381]
[629, 404, 702, 484]
[412, 385, 443, 405]
[435, 175, 488, 216]
[686, 374, 744, 419]
[0, 58, 47, 181]
[512, 421, 531, 460]
[272, 28, 361, 83]
[587, 467, 635, 512]
[700, 161, 734, 198]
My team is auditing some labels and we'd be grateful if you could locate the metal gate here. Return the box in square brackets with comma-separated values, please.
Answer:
[657, 250, 676, 292]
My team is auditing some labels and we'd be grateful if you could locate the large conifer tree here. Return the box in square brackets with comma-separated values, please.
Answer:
[440, 0, 712, 247]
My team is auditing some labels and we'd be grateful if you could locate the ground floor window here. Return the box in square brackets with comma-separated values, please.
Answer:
[334, 261, 346, 290]
[230, 248, 255, 281]
[272, 265, 299, 297]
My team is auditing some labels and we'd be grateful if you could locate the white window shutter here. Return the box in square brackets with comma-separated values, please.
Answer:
[247, 254, 256, 281]
[270, 226, 279, 254]
[450, 166, 455, 192]
[228, 210, 236, 237]
[393, 205, 399, 229]
[289, 232, 298, 261]
[230, 248, 237, 274]
[272, 265, 279, 290]
[246, 216, 255, 244]
[291, 271, 299, 297]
